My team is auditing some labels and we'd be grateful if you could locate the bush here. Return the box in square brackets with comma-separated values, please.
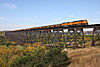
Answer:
[43, 47, 70, 67]
[0, 36, 17, 46]
[10, 47, 70, 67]
[0, 57, 5, 67]
[0, 45, 23, 67]
[10, 46, 45, 67]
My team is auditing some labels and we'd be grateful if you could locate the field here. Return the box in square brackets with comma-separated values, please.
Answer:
[67, 41, 100, 67]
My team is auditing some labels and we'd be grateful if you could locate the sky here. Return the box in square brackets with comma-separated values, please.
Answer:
[0, 0, 100, 31]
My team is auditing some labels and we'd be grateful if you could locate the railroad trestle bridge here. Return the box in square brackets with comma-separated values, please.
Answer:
[5, 20, 100, 48]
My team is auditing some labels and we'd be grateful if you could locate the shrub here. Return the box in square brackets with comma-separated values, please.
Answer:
[0, 45, 23, 67]
[10, 47, 70, 67]
[0, 57, 6, 67]
[10, 46, 45, 67]
[24, 43, 32, 46]
[7, 55, 20, 67]
[43, 47, 70, 67]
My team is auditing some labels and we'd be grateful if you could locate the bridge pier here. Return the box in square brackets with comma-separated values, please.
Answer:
[66, 28, 85, 48]
[92, 27, 100, 46]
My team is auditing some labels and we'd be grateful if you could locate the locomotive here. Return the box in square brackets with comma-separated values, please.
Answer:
[61, 20, 88, 26]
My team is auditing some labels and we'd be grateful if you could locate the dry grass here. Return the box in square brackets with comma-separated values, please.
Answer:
[67, 47, 100, 67]
[65, 40, 100, 67]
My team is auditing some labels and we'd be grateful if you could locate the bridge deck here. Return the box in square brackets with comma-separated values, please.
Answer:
[10, 24, 100, 31]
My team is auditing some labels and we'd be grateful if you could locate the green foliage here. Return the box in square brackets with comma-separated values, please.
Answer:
[10, 47, 70, 67]
[43, 47, 70, 67]
[10, 46, 46, 67]
[0, 36, 16, 46]
[0, 45, 23, 67]
[0, 57, 6, 67]
[0, 36, 70, 67]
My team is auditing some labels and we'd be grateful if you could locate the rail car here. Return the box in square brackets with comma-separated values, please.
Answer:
[61, 20, 88, 26]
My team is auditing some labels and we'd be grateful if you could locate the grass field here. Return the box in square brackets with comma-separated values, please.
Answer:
[67, 40, 100, 67]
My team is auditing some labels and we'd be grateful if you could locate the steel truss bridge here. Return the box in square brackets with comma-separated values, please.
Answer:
[5, 20, 100, 48]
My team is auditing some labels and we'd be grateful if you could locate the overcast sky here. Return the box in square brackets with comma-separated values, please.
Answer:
[0, 0, 100, 31]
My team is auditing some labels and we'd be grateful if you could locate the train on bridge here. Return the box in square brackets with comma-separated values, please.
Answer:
[5, 19, 100, 48]
[12, 20, 88, 31]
